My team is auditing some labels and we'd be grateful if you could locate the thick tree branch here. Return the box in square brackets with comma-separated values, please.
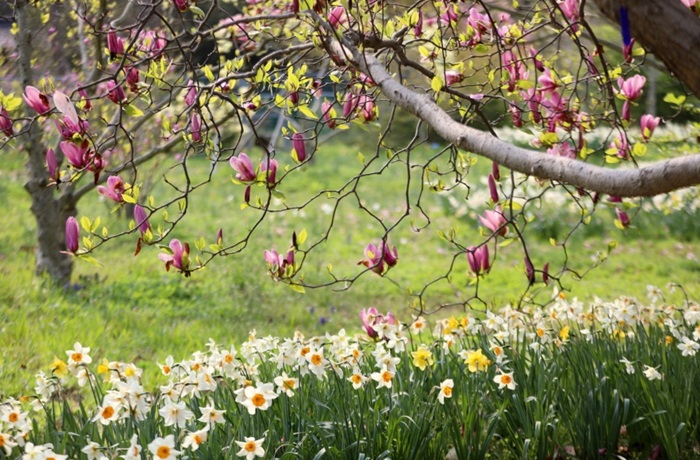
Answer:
[592, 0, 700, 98]
[329, 41, 700, 198]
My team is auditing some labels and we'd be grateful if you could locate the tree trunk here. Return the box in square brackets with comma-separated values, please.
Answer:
[17, 0, 75, 286]
[592, 0, 700, 98]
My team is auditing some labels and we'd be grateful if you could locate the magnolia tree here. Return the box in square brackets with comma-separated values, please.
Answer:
[2, 0, 700, 307]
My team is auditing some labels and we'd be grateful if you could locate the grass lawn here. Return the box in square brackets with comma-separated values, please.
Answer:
[1, 136, 699, 397]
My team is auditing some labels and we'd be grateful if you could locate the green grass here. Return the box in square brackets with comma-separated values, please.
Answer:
[1, 137, 700, 398]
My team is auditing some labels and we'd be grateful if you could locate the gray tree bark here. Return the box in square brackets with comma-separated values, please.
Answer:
[592, 0, 700, 98]
[17, 0, 76, 286]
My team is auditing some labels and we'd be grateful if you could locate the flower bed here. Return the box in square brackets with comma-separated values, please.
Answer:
[2, 289, 700, 459]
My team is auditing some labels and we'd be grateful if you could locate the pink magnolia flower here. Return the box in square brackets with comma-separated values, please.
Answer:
[616, 208, 630, 227]
[229, 153, 256, 182]
[524, 257, 535, 284]
[185, 80, 197, 107]
[359, 307, 397, 339]
[260, 157, 278, 186]
[488, 174, 499, 203]
[492, 161, 501, 181]
[54, 116, 88, 140]
[445, 70, 464, 87]
[520, 89, 542, 123]
[381, 241, 399, 268]
[502, 51, 528, 92]
[264, 248, 295, 278]
[546, 141, 576, 159]
[134, 205, 151, 234]
[467, 8, 490, 35]
[617, 75, 646, 101]
[467, 245, 489, 276]
[65, 216, 80, 253]
[140, 31, 167, 57]
[97, 176, 125, 202]
[413, 11, 423, 37]
[360, 243, 385, 275]
[558, 0, 580, 30]
[0, 107, 13, 136]
[357, 73, 375, 87]
[158, 239, 190, 272]
[288, 90, 299, 106]
[190, 112, 202, 143]
[608, 133, 630, 159]
[106, 81, 126, 104]
[107, 30, 124, 59]
[510, 104, 523, 127]
[23, 86, 51, 114]
[78, 88, 92, 111]
[291, 133, 306, 162]
[328, 6, 348, 29]
[46, 148, 59, 182]
[542, 262, 550, 284]
[441, 4, 459, 24]
[343, 92, 359, 118]
[60, 140, 92, 169]
[537, 68, 558, 94]
[172, 0, 189, 11]
[357, 95, 376, 122]
[126, 67, 139, 92]
[359, 241, 398, 275]
[640, 114, 661, 141]
[478, 207, 507, 236]
[322, 100, 336, 129]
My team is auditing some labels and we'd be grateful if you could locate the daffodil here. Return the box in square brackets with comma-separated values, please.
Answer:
[50, 357, 68, 378]
[148, 435, 181, 460]
[371, 367, 395, 389]
[493, 371, 517, 390]
[274, 372, 299, 397]
[437, 379, 454, 404]
[348, 370, 368, 389]
[237, 383, 278, 415]
[463, 349, 491, 373]
[121, 434, 142, 460]
[182, 427, 209, 451]
[678, 336, 700, 357]
[411, 346, 434, 371]
[643, 365, 663, 381]
[235, 437, 265, 459]
[158, 399, 193, 428]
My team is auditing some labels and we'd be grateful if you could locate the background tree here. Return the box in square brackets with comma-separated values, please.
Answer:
[1, 0, 699, 308]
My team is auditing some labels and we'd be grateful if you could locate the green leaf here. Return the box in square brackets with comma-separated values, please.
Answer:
[297, 228, 308, 246]
[298, 105, 316, 119]
[663, 93, 686, 106]
[124, 104, 143, 117]
[431, 76, 443, 93]
[80, 216, 91, 233]
[190, 5, 205, 17]
[499, 238, 515, 247]
[77, 255, 103, 267]
[632, 142, 647, 157]
[122, 194, 137, 204]
[91, 216, 101, 233]
[289, 284, 306, 294]
[123, 104, 144, 117]
[203, 65, 215, 82]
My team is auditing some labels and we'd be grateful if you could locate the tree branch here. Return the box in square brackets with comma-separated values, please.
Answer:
[330, 41, 700, 198]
